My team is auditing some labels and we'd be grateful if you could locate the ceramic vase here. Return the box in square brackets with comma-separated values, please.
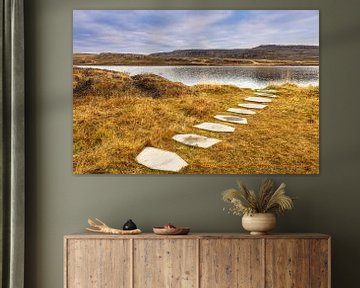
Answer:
[242, 213, 276, 235]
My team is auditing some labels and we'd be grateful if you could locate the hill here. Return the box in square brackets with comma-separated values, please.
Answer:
[151, 45, 319, 60]
[73, 45, 319, 66]
[73, 68, 192, 98]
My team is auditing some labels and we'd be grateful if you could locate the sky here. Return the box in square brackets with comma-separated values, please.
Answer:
[73, 10, 319, 54]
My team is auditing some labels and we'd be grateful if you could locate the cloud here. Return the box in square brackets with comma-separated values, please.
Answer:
[73, 10, 319, 53]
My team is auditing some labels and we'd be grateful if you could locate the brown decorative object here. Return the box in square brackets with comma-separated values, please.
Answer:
[86, 218, 142, 235]
[64, 233, 331, 288]
[153, 227, 190, 235]
[242, 213, 276, 235]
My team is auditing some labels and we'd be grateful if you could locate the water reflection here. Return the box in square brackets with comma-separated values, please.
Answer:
[77, 65, 319, 89]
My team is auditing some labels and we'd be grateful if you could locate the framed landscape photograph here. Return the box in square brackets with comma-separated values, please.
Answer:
[73, 10, 319, 174]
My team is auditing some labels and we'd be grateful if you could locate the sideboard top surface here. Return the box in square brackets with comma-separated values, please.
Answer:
[64, 232, 330, 240]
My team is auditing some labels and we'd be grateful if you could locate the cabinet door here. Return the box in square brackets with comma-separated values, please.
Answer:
[134, 239, 198, 288]
[265, 239, 310, 288]
[309, 239, 330, 288]
[200, 239, 264, 288]
[66, 239, 131, 288]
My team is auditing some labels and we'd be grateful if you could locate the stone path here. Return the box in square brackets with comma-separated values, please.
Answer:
[172, 134, 221, 148]
[136, 147, 188, 172]
[214, 115, 248, 125]
[135, 88, 279, 172]
[227, 108, 256, 115]
[256, 89, 278, 94]
[238, 103, 267, 109]
[245, 96, 273, 103]
[194, 122, 235, 133]
[255, 92, 277, 98]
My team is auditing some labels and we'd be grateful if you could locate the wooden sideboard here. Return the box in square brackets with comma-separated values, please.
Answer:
[64, 233, 330, 288]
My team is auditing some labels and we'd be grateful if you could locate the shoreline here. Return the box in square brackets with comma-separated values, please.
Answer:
[73, 63, 319, 67]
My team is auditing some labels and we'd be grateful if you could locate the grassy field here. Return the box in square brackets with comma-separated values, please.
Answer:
[73, 68, 319, 174]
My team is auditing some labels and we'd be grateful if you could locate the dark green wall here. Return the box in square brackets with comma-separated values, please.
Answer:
[24, 0, 360, 287]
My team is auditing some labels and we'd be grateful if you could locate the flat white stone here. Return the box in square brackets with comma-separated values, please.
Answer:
[256, 89, 278, 94]
[227, 108, 256, 115]
[172, 134, 221, 148]
[194, 122, 235, 133]
[245, 96, 273, 103]
[255, 92, 278, 98]
[238, 103, 267, 109]
[136, 147, 188, 172]
[214, 115, 248, 125]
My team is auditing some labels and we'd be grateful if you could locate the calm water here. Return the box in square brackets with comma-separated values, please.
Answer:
[77, 65, 319, 89]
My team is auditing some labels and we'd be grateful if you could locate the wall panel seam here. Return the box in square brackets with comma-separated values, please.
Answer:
[262, 239, 266, 288]
[197, 238, 200, 288]
[130, 238, 134, 288]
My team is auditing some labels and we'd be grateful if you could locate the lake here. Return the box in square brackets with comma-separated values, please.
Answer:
[77, 65, 319, 89]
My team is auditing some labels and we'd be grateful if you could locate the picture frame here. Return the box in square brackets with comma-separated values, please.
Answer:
[73, 10, 319, 175]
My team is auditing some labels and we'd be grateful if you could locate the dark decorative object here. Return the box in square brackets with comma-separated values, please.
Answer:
[86, 218, 141, 235]
[123, 219, 137, 230]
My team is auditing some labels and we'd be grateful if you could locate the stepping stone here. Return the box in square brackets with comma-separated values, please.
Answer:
[214, 115, 248, 125]
[255, 92, 277, 98]
[227, 107, 256, 115]
[194, 122, 235, 133]
[256, 89, 278, 94]
[172, 134, 221, 148]
[238, 103, 267, 109]
[136, 147, 188, 172]
[245, 96, 272, 103]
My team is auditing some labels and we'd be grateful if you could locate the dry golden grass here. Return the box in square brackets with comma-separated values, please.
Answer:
[73, 68, 319, 174]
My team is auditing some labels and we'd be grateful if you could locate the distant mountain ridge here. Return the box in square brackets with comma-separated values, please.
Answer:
[150, 45, 319, 60]
[74, 45, 319, 66]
